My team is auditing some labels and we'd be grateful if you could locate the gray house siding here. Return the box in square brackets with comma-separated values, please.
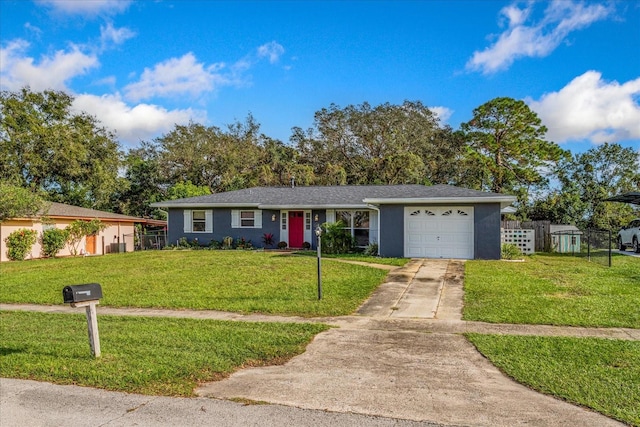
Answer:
[378, 205, 404, 257]
[167, 208, 280, 247]
[473, 203, 501, 259]
[312, 210, 326, 249]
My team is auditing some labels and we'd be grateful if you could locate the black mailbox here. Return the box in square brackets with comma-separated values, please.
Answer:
[63, 283, 103, 304]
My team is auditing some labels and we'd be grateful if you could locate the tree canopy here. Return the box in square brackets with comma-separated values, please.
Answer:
[0, 87, 121, 210]
[0, 183, 47, 222]
[461, 97, 567, 197]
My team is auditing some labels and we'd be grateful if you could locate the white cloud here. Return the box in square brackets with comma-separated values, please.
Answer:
[72, 93, 204, 145]
[257, 41, 285, 64]
[467, 0, 614, 74]
[36, 0, 132, 17]
[123, 53, 234, 101]
[428, 106, 453, 123]
[100, 22, 136, 50]
[528, 71, 640, 144]
[0, 39, 99, 92]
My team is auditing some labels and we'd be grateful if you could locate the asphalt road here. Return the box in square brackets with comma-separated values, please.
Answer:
[0, 378, 443, 427]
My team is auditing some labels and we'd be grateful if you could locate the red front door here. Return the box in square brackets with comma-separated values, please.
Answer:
[288, 211, 304, 248]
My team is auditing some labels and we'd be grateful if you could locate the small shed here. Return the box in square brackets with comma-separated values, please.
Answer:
[550, 225, 582, 253]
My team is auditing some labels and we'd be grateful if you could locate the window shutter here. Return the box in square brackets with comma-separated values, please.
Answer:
[205, 210, 213, 233]
[183, 210, 192, 233]
[254, 210, 262, 228]
[326, 209, 335, 223]
[231, 210, 239, 228]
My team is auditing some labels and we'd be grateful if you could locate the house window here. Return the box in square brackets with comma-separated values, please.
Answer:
[184, 209, 212, 233]
[305, 212, 311, 230]
[336, 210, 370, 247]
[571, 236, 577, 246]
[232, 210, 262, 228]
[192, 210, 206, 232]
[241, 211, 255, 227]
[281, 212, 287, 230]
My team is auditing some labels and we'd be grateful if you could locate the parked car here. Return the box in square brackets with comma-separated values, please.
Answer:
[617, 218, 640, 253]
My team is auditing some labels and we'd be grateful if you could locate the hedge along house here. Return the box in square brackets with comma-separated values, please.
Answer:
[0, 202, 166, 262]
[152, 184, 516, 260]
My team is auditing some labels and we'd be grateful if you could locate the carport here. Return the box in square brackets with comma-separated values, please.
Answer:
[606, 191, 640, 256]
[605, 191, 640, 205]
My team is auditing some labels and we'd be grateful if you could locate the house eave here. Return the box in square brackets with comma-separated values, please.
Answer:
[259, 204, 369, 210]
[362, 196, 517, 208]
[150, 202, 261, 209]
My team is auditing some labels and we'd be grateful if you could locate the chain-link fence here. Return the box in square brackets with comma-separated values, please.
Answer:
[550, 228, 612, 267]
[121, 231, 166, 251]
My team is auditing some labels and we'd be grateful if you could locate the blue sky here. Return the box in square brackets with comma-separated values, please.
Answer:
[1, 0, 639, 155]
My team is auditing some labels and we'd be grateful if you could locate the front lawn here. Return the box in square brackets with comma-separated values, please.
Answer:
[467, 334, 640, 426]
[464, 254, 640, 328]
[0, 251, 388, 317]
[0, 311, 329, 396]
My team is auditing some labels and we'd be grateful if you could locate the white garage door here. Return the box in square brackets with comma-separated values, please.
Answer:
[404, 206, 474, 259]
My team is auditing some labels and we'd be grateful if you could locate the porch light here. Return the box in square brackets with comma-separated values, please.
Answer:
[314, 214, 319, 221]
[271, 214, 277, 222]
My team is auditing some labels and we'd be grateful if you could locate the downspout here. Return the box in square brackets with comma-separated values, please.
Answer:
[366, 204, 381, 256]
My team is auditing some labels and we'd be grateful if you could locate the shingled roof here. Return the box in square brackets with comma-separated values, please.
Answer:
[152, 184, 515, 209]
[21, 202, 166, 225]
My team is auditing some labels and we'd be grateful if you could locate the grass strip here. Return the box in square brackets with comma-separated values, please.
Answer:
[464, 254, 640, 328]
[0, 251, 388, 317]
[466, 334, 640, 426]
[0, 310, 329, 396]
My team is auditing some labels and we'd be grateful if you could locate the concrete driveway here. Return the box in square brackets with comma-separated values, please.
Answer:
[196, 259, 624, 426]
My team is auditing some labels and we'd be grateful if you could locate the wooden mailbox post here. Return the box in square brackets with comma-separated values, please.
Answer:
[62, 283, 103, 358]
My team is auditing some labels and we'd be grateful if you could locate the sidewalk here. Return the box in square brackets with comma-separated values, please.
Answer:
[1, 259, 634, 426]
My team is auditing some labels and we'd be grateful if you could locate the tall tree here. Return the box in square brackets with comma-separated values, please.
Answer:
[292, 101, 463, 185]
[0, 87, 121, 209]
[555, 142, 639, 230]
[115, 142, 165, 218]
[461, 97, 566, 197]
[153, 115, 266, 192]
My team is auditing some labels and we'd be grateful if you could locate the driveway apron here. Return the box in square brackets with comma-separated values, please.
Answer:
[196, 259, 624, 426]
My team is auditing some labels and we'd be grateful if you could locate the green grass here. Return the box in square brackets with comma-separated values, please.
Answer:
[293, 251, 409, 267]
[0, 251, 388, 317]
[464, 253, 640, 328]
[0, 311, 329, 396]
[466, 334, 640, 426]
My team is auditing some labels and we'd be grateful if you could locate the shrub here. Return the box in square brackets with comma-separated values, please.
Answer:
[262, 233, 275, 247]
[501, 243, 523, 260]
[177, 237, 190, 248]
[5, 228, 38, 261]
[222, 236, 234, 249]
[209, 239, 222, 249]
[302, 241, 311, 250]
[277, 241, 287, 249]
[321, 221, 355, 254]
[236, 237, 252, 249]
[41, 228, 69, 258]
[66, 219, 107, 256]
[364, 242, 379, 256]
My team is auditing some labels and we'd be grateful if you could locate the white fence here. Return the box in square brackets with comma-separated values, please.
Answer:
[501, 228, 535, 254]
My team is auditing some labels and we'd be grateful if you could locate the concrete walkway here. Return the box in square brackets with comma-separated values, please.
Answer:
[1, 259, 635, 426]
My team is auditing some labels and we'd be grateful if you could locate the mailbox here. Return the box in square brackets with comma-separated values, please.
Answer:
[63, 283, 103, 304]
